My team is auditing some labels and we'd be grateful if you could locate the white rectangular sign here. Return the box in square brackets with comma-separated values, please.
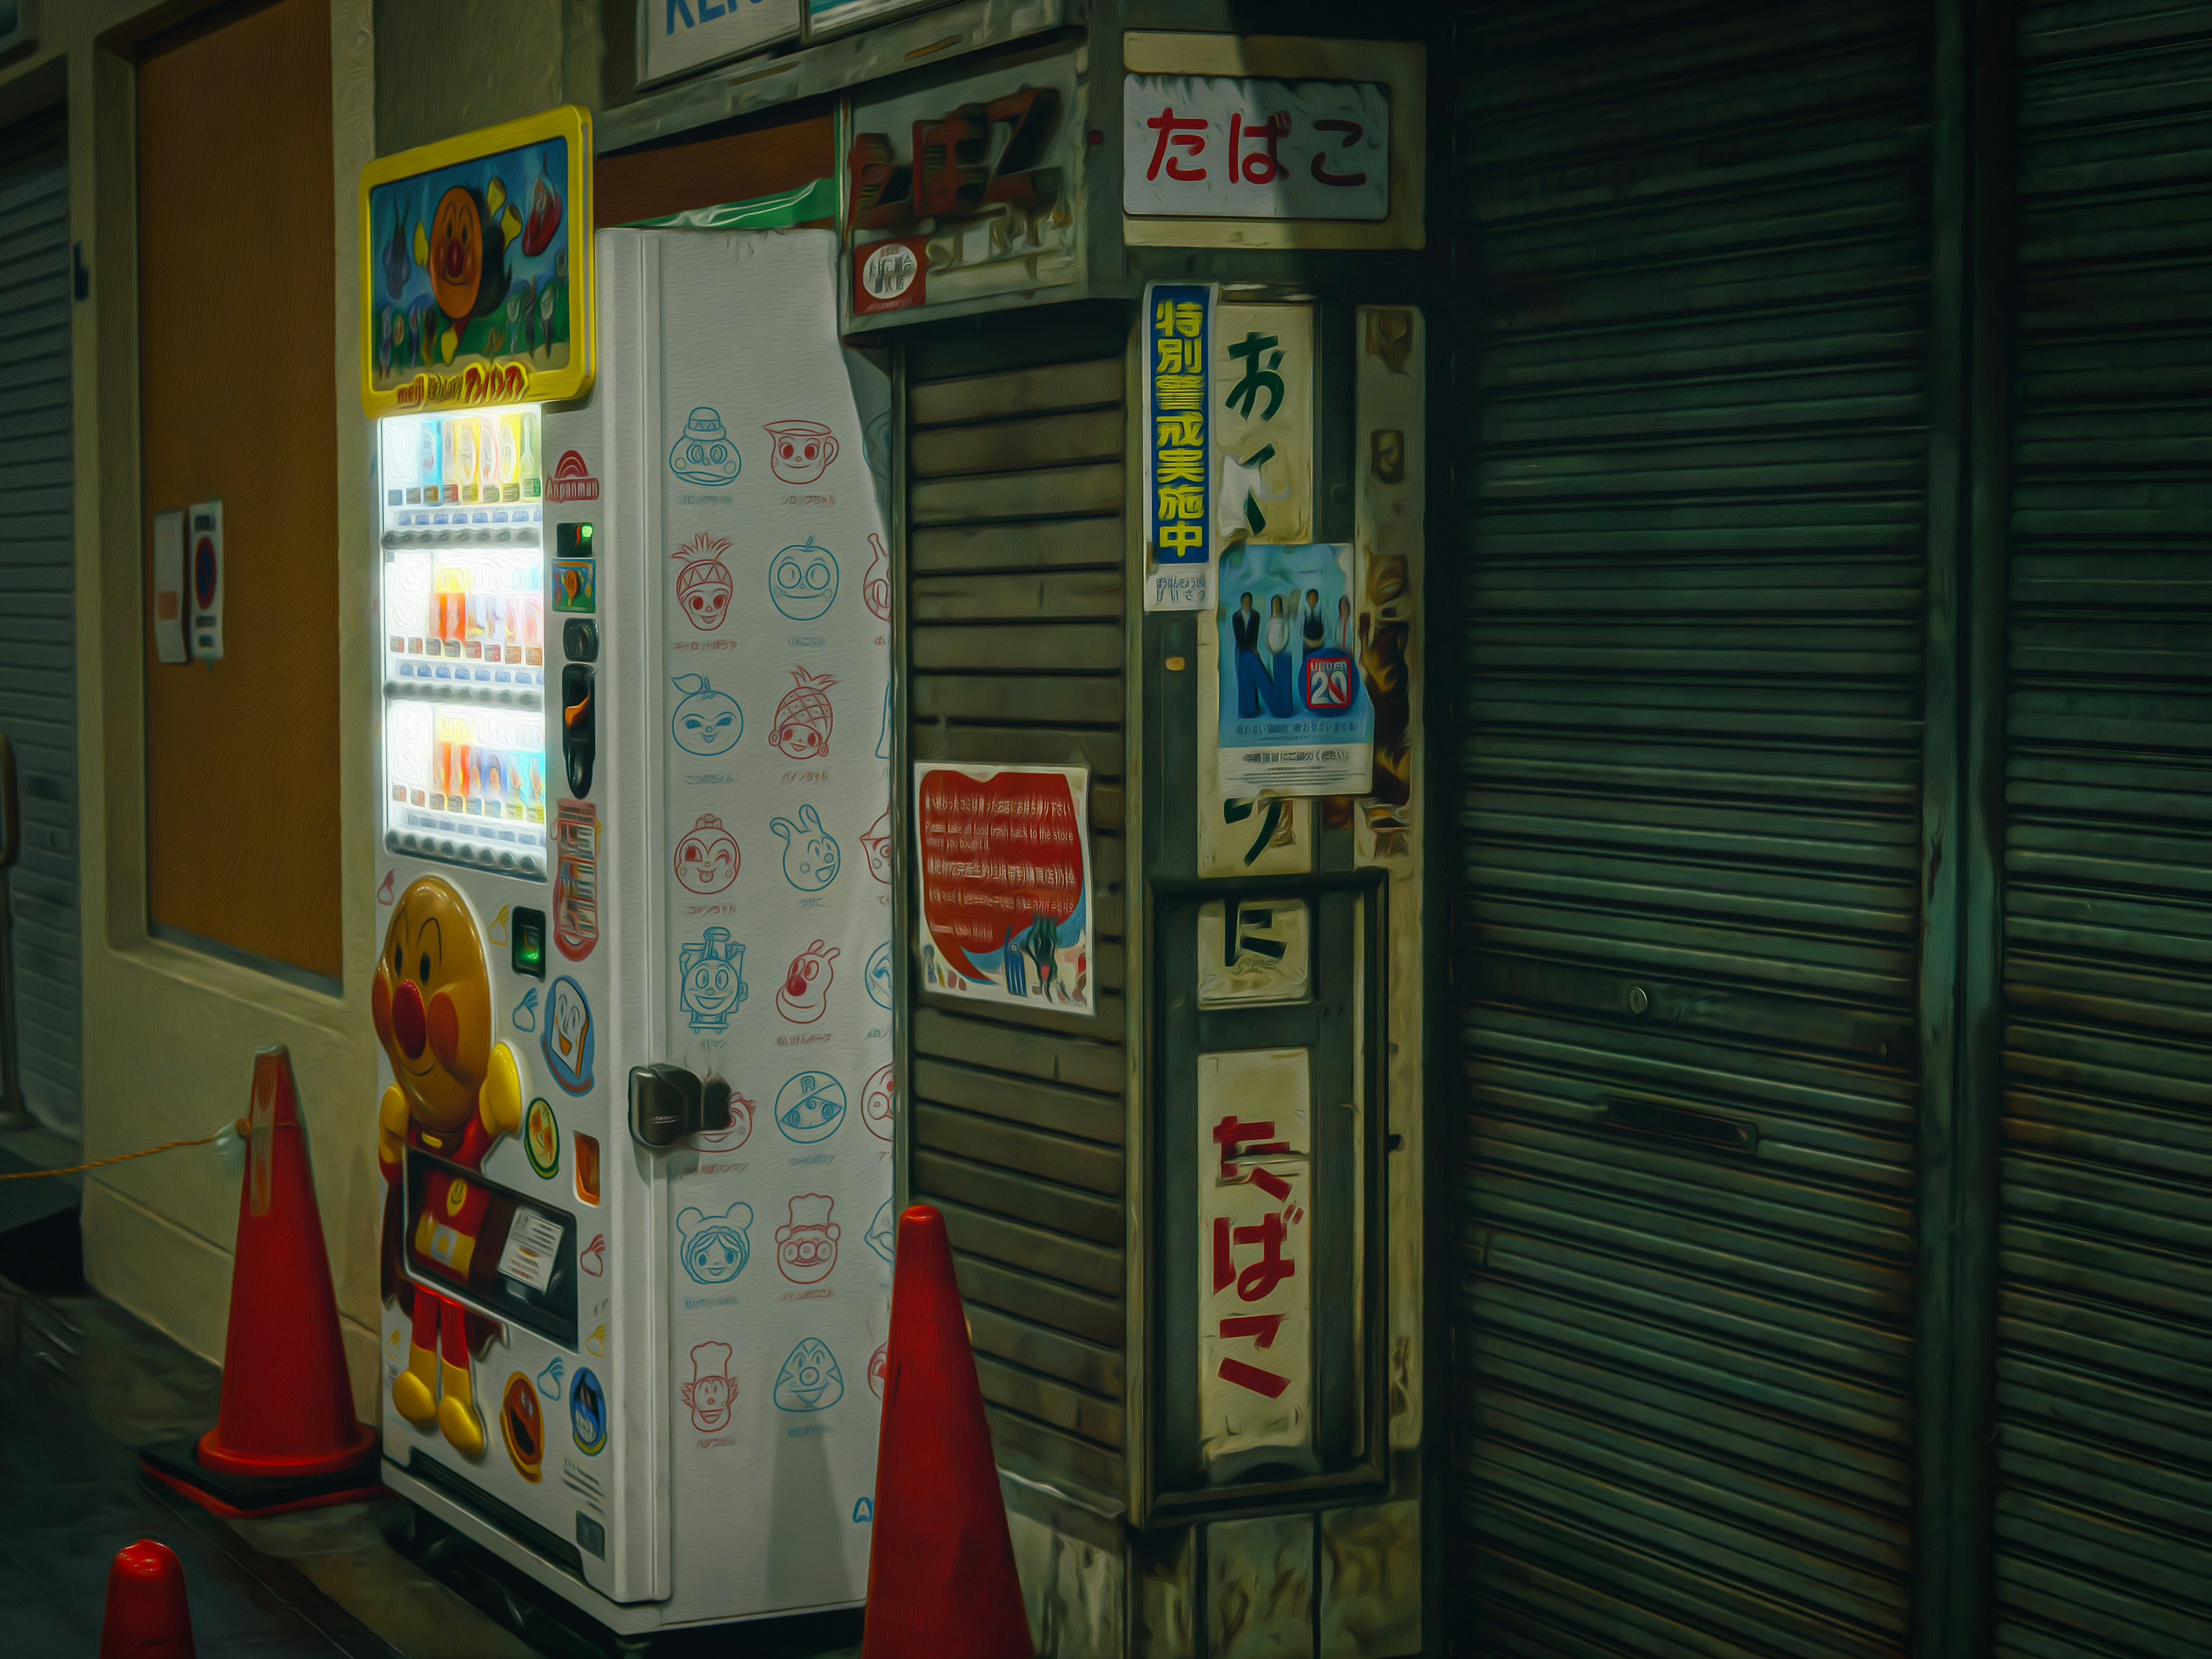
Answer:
[1123, 74, 1390, 222]
[641, 0, 801, 85]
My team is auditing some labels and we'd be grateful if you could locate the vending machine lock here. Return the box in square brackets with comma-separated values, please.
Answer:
[627, 1065, 733, 1149]
[562, 665, 596, 798]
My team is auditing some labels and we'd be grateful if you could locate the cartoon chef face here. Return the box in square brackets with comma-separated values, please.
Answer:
[776, 1194, 840, 1285]
[372, 877, 493, 1136]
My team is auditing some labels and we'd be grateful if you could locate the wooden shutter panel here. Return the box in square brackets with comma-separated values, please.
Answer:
[901, 304, 1132, 1506]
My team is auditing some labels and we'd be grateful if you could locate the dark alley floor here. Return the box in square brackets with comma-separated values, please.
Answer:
[0, 1132, 862, 1658]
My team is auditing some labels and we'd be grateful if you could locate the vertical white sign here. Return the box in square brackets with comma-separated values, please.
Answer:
[1197, 1047, 1315, 1475]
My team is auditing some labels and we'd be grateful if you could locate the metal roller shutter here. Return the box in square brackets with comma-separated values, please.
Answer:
[1995, 5, 2212, 1653]
[0, 113, 78, 1134]
[1450, 3, 1933, 1653]
[900, 304, 1132, 1507]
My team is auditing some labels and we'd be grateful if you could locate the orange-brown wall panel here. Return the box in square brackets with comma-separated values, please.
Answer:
[595, 110, 835, 226]
[139, 0, 341, 978]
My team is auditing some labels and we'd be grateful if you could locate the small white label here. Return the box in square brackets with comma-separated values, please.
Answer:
[498, 1206, 565, 1292]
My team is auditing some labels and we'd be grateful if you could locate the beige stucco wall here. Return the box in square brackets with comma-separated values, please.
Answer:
[6, 0, 618, 1438]
[3, 0, 384, 1418]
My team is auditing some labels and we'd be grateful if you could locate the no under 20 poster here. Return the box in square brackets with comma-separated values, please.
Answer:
[914, 764, 1094, 1015]
[1216, 541, 1373, 795]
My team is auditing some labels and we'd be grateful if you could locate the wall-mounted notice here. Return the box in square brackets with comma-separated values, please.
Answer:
[151, 509, 188, 664]
[1145, 281, 1213, 612]
[914, 763, 1094, 1016]
[1215, 541, 1372, 796]
[1124, 74, 1390, 222]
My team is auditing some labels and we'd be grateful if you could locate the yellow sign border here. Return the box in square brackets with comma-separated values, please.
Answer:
[358, 104, 596, 417]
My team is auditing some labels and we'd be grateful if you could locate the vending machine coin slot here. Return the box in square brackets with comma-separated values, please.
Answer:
[562, 619, 599, 661]
[561, 665, 595, 797]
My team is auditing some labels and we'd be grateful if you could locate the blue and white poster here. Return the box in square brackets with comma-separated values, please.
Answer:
[1215, 541, 1372, 795]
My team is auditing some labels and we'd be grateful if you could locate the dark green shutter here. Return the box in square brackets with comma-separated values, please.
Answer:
[900, 305, 1132, 1507]
[1450, 5, 1933, 1653]
[0, 117, 77, 1132]
[1995, 5, 2212, 1653]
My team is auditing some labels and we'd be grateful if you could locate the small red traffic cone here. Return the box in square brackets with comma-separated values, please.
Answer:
[141, 1047, 379, 1516]
[861, 1205, 1032, 1659]
[97, 1539, 196, 1658]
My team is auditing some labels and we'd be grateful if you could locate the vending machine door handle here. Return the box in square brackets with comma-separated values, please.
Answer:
[627, 1065, 735, 1149]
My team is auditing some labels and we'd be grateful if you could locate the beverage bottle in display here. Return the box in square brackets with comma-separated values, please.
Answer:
[525, 756, 544, 823]
[521, 594, 543, 665]
[416, 420, 441, 500]
[496, 416, 519, 498]
[440, 418, 460, 503]
[506, 754, 525, 820]
[434, 738, 452, 810]
[384, 422, 416, 494]
[519, 415, 540, 499]
[454, 420, 479, 503]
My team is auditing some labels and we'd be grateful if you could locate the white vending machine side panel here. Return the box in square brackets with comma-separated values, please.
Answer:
[647, 226, 894, 1625]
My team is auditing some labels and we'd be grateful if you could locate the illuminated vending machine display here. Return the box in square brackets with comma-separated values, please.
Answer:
[378, 407, 551, 874]
[362, 109, 892, 1635]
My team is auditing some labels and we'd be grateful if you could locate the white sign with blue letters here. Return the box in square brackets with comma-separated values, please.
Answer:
[641, 0, 801, 85]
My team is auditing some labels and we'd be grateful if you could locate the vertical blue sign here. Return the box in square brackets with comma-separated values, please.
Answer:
[1146, 283, 1211, 608]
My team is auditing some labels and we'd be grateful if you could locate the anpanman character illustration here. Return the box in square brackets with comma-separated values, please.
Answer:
[374, 877, 526, 1459]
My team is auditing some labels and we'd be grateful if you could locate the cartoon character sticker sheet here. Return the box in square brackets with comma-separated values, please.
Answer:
[656, 229, 890, 1611]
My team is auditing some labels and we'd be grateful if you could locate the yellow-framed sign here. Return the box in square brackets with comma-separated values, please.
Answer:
[359, 105, 595, 417]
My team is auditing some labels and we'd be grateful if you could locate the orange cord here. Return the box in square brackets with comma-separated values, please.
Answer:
[0, 1132, 225, 1181]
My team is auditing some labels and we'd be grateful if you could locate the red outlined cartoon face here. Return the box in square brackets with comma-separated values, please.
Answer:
[688, 1089, 754, 1152]
[862, 1063, 893, 1142]
[764, 419, 838, 485]
[776, 1194, 839, 1284]
[771, 668, 836, 760]
[861, 808, 891, 884]
[683, 1342, 738, 1433]
[777, 941, 838, 1024]
[868, 1342, 888, 1399]
[673, 533, 733, 632]
[675, 814, 740, 895]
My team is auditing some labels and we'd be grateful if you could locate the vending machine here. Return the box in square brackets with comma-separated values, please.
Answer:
[361, 111, 893, 1633]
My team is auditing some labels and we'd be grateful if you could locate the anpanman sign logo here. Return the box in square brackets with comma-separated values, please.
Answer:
[547, 450, 600, 502]
[393, 361, 532, 411]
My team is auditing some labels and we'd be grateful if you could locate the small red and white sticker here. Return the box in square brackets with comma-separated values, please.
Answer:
[853, 238, 926, 317]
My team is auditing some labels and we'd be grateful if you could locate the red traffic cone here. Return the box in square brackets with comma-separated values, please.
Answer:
[97, 1539, 196, 1658]
[861, 1205, 1032, 1659]
[141, 1047, 378, 1516]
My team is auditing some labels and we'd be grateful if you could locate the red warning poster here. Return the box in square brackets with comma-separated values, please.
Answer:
[913, 763, 1094, 1016]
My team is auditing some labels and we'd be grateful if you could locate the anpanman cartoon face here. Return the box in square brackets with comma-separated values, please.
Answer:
[372, 877, 493, 1135]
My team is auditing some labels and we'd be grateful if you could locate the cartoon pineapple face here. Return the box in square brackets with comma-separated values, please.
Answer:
[771, 667, 836, 759]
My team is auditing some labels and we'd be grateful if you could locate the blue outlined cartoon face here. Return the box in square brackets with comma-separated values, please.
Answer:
[669, 407, 740, 484]
[541, 976, 594, 1094]
[775, 1071, 846, 1143]
[679, 927, 747, 1032]
[768, 537, 838, 621]
[773, 1338, 844, 1411]
[677, 1201, 754, 1285]
[571, 1368, 607, 1454]
[770, 805, 839, 891]
[672, 673, 743, 756]
[866, 941, 893, 1010]
[866, 1199, 895, 1264]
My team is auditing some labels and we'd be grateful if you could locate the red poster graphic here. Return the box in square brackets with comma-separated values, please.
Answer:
[913, 763, 1094, 1015]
